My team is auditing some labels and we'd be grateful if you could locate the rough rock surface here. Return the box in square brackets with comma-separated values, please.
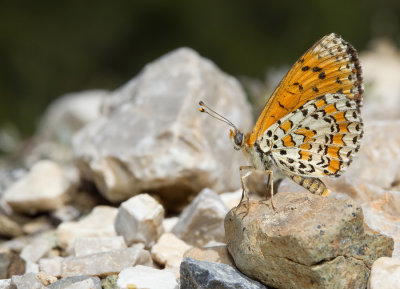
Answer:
[10, 272, 45, 289]
[117, 266, 178, 289]
[180, 257, 267, 289]
[225, 192, 394, 289]
[114, 193, 164, 248]
[368, 257, 400, 289]
[172, 188, 228, 246]
[73, 47, 252, 209]
[3, 160, 72, 214]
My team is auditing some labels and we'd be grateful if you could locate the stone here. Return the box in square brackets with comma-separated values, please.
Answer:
[20, 237, 52, 263]
[114, 194, 164, 248]
[162, 217, 179, 233]
[10, 272, 45, 289]
[3, 160, 72, 214]
[172, 188, 228, 247]
[360, 40, 400, 121]
[22, 216, 53, 235]
[73, 48, 252, 210]
[57, 206, 117, 253]
[0, 214, 23, 238]
[74, 236, 126, 257]
[151, 233, 191, 269]
[184, 244, 235, 267]
[0, 279, 10, 289]
[38, 257, 63, 277]
[220, 189, 242, 210]
[117, 266, 178, 289]
[36, 271, 57, 286]
[47, 275, 101, 289]
[0, 252, 25, 279]
[368, 257, 400, 289]
[61, 247, 152, 277]
[180, 257, 267, 289]
[50, 205, 80, 224]
[100, 275, 118, 289]
[225, 191, 394, 289]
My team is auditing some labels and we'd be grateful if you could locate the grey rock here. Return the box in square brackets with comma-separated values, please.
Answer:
[10, 272, 44, 289]
[47, 275, 101, 289]
[100, 275, 118, 289]
[172, 188, 228, 247]
[180, 257, 267, 289]
[20, 237, 52, 263]
[74, 236, 126, 257]
[73, 48, 252, 210]
[225, 192, 394, 289]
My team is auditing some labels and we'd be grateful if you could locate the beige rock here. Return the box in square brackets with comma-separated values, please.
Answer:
[0, 252, 25, 279]
[368, 257, 400, 289]
[36, 271, 57, 286]
[172, 188, 228, 247]
[61, 247, 152, 277]
[151, 233, 191, 269]
[73, 48, 252, 210]
[225, 191, 394, 289]
[74, 236, 127, 257]
[220, 189, 242, 210]
[183, 245, 235, 267]
[38, 257, 63, 277]
[22, 216, 53, 235]
[114, 194, 164, 248]
[162, 217, 179, 233]
[3, 160, 72, 214]
[57, 206, 117, 253]
[0, 214, 23, 238]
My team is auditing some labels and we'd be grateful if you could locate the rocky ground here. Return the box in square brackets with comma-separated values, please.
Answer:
[0, 40, 399, 288]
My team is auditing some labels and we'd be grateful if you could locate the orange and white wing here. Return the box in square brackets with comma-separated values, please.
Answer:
[247, 33, 363, 146]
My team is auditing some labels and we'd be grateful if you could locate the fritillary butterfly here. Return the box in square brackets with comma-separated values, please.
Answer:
[199, 33, 363, 206]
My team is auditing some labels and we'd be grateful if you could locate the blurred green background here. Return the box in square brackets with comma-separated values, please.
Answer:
[1, 0, 399, 137]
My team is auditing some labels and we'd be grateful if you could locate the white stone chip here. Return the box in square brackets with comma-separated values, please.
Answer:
[39, 257, 64, 277]
[74, 236, 127, 257]
[61, 247, 152, 277]
[369, 257, 400, 289]
[20, 237, 52, 263]
[117, 266, 178, 289]
[64, 278, 101, 289]
[3, 160, 72, 214]
[114, 194, 164, 248]
[57, 206, 117, 253]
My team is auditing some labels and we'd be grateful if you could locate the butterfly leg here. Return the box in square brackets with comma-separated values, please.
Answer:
[264, 169, 276, 210]
[289, 174, 330, 196]
[235, 166, 255, 218]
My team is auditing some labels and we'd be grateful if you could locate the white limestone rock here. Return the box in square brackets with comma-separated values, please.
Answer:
[0, 279, 10, 289]
[74, 236, 127, 257]
[73, 48, 252, 209]
[117, 266, 178, 289]
[57, 206, 117, 253]
[115, 194, 164, 248]
[151, 233, 191, 269]
[369, 257, 400, 289]
[10, 272, 45, 289]
[38, 257, 63, 277]
[172, 188, 228, 247]
[61, 247, 152, 277]
[3, 160, 72, 214]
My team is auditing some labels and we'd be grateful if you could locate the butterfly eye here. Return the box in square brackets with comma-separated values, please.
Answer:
[234, 132, 244, 147]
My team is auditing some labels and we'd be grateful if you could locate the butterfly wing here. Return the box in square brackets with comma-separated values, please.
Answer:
[259, 93, 363, 178]
[247, 33, 363, 146]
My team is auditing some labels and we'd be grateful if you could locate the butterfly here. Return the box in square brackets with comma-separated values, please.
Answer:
[199, 33, 363, 208]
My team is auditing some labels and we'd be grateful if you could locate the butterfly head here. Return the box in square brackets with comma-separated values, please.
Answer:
[198, 100, 245, 151]
[230, 129, 244, 151]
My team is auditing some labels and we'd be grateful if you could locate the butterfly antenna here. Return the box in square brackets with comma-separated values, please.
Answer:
[198, 101, 238, 130]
